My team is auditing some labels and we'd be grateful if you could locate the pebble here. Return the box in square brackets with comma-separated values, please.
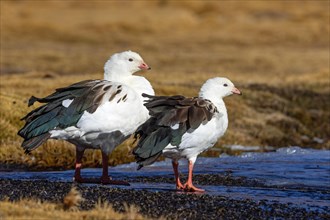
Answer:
[0, 178, 329, 219]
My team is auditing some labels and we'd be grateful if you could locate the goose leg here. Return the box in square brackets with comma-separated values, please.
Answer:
[184, 160, 205, 192]
[100, 151, 130, 186]
[73, 148, 85, 183]
[172, 160, 184, 190]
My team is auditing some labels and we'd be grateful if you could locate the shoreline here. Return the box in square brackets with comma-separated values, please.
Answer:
[1, 178, 328, 219]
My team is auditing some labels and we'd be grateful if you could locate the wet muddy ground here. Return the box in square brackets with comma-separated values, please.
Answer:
[1, 147, 329, 219]
[0, 177, 329, 220]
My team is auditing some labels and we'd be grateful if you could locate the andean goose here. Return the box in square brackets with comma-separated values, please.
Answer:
[18, 51, 154, 185]
[133, 77, 241, 191]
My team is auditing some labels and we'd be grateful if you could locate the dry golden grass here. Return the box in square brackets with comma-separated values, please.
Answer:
[63, 187, 84, 211]
[0, 1, 329, 169]
[0, 188, 145, 220]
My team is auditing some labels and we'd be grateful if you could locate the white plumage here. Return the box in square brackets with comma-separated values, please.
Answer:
[18, 50, 154, 185]
[134, 77, 241, 191]
[50, 81, 152, 151]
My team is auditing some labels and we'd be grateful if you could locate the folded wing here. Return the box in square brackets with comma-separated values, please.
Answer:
[18, 80, 127, 153]
[133, 93, 218, 169]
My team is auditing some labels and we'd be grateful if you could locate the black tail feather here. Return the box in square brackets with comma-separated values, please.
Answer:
[28, 96, 39, 107]
[136, 152, 162, 170]
[22, 133, 51, 154]
[19, 79, 103, 153]
[137, 164, 143, 170]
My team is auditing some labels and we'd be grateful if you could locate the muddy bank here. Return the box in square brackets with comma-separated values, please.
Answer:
[0, 179, 328, 219]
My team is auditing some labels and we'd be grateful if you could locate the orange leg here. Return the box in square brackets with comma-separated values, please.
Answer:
[74, 149, 129, 186]
[73, 148, 85, 183]
[100, 151, 130, 186]
[183, 160, 205, 192]
[172, 160, 184, 190]
[100, 151, 111, 183]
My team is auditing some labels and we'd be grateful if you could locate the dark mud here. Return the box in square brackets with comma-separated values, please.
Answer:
[1, 148, 329, 219]
[1, 178, 329, 220]
[122, 172, 266, 187]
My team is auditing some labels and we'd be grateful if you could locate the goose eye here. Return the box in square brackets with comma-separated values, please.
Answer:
[223, 83, 228, 87]
[128, 58, 133, 62]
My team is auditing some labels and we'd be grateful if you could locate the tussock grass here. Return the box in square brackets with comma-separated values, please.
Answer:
[0, 188, 145, 220]
[63, 187, 84, 211]
[0, 1, 329, 169]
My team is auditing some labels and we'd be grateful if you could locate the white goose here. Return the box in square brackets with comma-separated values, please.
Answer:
[133, 77, 241, 191]
[18, 51, 154, 185]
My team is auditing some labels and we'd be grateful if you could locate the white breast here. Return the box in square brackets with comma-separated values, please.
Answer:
[163, 111, 228, 161]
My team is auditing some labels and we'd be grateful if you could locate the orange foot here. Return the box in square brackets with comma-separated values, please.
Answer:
[176, 182, 185, 191]
[183, 183, 205, 192]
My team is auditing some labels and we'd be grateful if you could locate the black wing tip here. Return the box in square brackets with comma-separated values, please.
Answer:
[133, 130, 143, 139]
[137, 164, 143, 170]
[24, 149, 31, 155]
[21, 133, 51, 154]
[142, 93, 152, 98]
[28, 96, 38, 107]
[17, 129, 24, 137]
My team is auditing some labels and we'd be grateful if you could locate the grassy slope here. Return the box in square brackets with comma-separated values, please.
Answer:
[0, 1, 329, 169]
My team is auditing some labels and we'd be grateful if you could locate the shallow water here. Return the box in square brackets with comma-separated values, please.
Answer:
[1, 147, 329, 211]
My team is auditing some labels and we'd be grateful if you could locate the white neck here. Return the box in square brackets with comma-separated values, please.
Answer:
[104, 70, 131, 81]
[104, 58, 132, 81]
[199, 92, 228, 138]
[104, 71, 154, 97]
[199, 91, 227, 115]
[125, 75, 155, 96]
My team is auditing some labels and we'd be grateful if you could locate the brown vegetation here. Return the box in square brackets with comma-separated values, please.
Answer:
[0, 1, 329, 169]
[0, 188, 144, 220]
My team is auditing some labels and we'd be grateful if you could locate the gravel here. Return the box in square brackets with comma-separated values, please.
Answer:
[1, 178, 329, 219]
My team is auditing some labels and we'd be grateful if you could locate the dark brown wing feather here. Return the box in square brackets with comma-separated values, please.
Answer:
[133, 93, 218, 169]
[18, 80, 128, 153]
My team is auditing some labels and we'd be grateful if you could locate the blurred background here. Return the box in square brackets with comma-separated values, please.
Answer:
[1, 0, 329, 169]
